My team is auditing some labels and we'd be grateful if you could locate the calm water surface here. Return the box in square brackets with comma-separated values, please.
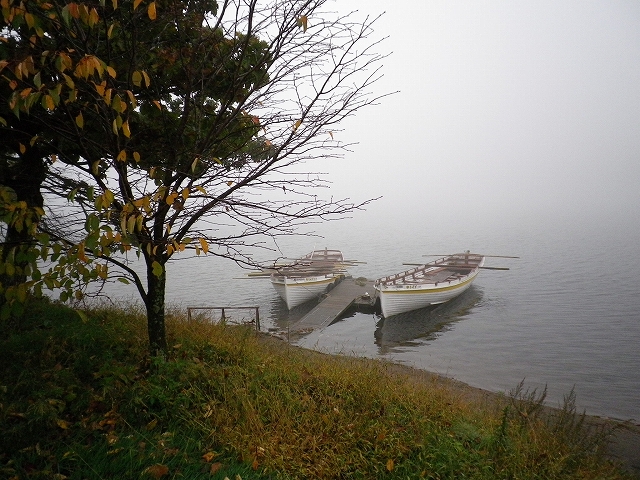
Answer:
[155, 209, 640, 421]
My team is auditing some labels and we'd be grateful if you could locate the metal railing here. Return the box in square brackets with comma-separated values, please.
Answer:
[186, 306, 260, 331]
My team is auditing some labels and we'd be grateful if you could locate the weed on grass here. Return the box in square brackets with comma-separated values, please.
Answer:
[0, 298, 634, 479]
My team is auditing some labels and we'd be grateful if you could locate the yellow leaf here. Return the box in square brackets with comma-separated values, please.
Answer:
[133, 0, 143, 10]
[75, 112, 84, 128]
[19, 143, 26, 154]
[202, 451, 216, 462]
[152, 100, 162, 110]
[44, 94, 55, 110]
[107, 23, 115, 39]
[166, 244, 174, 256]
[122, 120, 131, 138]
[132, 70, 142, 87]
[117, 149, 127, 162]
[142, 70, 151, 87]
[56, 419, 71, 429]
[25, 12, 35, 29]
[91, 56, 104, 77]
[104, 189, 115, 206]
[386, 459, 394, 472]
[147, 2, 156, 20]
[106, 65, 116, 78]
[293, 119, 302, 131]
[226, 181, 233, 186]
[181, 188, 189, 200]
[78, 242, 87, 262]
[145, 464, 169, 479]
[146, 419, 158, 431]
[165, 192, 178, 205]
[133, 151, 141, 162]
[195, 186, 206, 194]
[127, 215, 136, 233]
[199, 238, 209, 254]
[126, 90, 136, 107]
[297, 15, 308, 32]
[91, 160, 100, 175]
[94, 81, 106, 96]
[89, 7, 99, 27]
[112, 119, 118, 135]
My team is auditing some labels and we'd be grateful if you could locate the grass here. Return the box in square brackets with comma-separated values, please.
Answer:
[0, 297, 634, 479]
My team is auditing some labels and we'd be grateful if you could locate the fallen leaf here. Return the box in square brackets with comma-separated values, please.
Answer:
[202, 451, 216, 462]
[210, 462, 222, 474]
[145, 464, 169, 479]
[56, 419, 70, 429]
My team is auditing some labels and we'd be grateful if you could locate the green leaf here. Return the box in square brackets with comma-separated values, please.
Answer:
[61, 4, 71, 25]
[75, 309, 89, 323]
[152, 261, 163, 277]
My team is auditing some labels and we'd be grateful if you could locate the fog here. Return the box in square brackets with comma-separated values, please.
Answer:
[318, 0, 640, 230]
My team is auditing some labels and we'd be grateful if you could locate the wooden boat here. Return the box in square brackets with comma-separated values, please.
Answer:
[269, 249, 347, 310]
[374, 252, 485, 318]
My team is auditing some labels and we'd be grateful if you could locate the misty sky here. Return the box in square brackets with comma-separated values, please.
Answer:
[318, 0, 640, 227]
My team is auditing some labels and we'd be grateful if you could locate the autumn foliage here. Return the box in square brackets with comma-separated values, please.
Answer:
[1, 0, 385, 355]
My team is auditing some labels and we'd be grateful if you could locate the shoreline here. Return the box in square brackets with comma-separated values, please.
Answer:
[269, 332, 640, 477]
[381, 361, 640, 477]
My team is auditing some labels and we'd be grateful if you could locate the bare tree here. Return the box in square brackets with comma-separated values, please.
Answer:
[1, 0, 388, 356]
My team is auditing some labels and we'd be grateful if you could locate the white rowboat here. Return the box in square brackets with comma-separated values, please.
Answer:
[270, 249, 346, 310]
[374, 253, 485, 318]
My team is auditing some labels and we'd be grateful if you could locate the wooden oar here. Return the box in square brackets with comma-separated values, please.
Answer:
[422, 254, 519, 259]
[403, 263, 510, 270]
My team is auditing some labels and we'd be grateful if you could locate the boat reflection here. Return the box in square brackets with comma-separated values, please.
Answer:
[267, 294, 320, 333]
[373, 285, 484, 354]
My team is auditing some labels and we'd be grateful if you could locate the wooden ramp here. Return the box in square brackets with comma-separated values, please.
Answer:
[289, 277, 374, 336]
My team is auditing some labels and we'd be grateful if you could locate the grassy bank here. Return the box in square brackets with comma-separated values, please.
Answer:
[0, 299, 634, 479]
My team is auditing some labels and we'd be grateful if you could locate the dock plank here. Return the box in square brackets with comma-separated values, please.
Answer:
[289, 277, 374, 335]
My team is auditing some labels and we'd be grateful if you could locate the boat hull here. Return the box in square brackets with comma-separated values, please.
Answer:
[374, 253, 485, 318]
[375, 272, 480, 317]
[271, 274, 340, 310]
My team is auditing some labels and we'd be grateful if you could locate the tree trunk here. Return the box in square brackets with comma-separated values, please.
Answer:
[145, 258, 168, 358]
[0, 148, 46, 297]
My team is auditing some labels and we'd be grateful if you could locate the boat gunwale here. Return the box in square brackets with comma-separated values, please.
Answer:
[375, 270, 480, 293]
[374, 253, 485, 288]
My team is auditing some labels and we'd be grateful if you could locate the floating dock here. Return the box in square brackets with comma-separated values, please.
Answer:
[288, 277, 375, 337]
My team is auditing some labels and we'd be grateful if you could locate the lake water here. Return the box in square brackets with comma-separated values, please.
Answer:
[114, 206, 639, 422]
